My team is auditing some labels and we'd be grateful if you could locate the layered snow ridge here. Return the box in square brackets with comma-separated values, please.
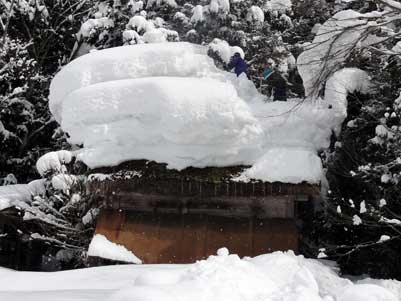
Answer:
[49, 42, 353, 184]
[63, 77, 263, 169]
[49, 42, 223, 123]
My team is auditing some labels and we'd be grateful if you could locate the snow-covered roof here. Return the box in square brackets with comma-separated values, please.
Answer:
[49, 42, 369, 184]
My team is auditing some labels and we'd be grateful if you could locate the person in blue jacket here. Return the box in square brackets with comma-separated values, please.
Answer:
[228, 52, 250, 79]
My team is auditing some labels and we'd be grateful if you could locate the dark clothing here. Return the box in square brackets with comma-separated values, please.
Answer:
[228, 55, 249, 78]
[267, 72, 287, 101]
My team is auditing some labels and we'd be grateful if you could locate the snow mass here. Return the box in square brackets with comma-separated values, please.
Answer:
[49, 42, 369, 184]
[0, 249, 399, 301]
[88, 234, 142, 264]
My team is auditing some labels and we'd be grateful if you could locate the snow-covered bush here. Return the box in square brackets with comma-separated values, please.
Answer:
[0, 148, 96, 270]
[246, 6, 265, 24]
[307, 0, 401, 280]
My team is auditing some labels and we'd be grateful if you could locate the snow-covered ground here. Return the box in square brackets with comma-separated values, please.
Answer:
[49, 42, 368, 184]
[0, 250, 399, 301]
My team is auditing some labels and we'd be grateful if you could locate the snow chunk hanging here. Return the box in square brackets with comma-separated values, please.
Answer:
[297, 10, 370, 97]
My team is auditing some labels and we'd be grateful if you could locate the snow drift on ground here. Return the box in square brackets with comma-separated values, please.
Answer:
[0, 250, 399, 301]
[49, 42, 368, 184]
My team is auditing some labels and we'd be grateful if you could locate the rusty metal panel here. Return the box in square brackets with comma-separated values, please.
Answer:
[94, 210, 299, 264]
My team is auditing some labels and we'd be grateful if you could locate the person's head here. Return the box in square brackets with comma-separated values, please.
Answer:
[233, 52, 241, 58]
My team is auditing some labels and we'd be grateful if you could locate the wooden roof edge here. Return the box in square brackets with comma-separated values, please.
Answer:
[87, 174, 321, 187]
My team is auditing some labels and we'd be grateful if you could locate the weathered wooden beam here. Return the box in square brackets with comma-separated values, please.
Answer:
[94, 191, 296, 218]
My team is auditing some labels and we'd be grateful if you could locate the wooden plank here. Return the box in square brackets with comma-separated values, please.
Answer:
[114, 193, 296, 218]
[157, 213, 183, 264]
[179, 214, 207, 262]
[252, 219, 298, 256]
[95, 210, 124, 241]
[220, 217, 252, 258]
[117, 212, 161, 264]
[204, 216, 252, 258]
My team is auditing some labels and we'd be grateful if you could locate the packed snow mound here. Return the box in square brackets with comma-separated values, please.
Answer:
[49, 42, 224, 123]
[0, 250, 399, 301]
[88, 234, 142, 264]
[63, 77, 263, 169]
[234, 147, 322, 184]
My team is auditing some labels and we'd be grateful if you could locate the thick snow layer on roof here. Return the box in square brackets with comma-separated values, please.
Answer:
[49, 43, 221, 123]
[234, 147, 322, 184]
[88, 234, 142, 264]
[0, 250, 399, 300]
[62, 77, 263, 169]
[50, 42, 367, 184]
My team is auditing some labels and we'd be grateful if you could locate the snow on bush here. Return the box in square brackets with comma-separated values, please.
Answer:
[209, 38, 244, 63]
[392, 41, 401, 53]
[0, 121, 11, 140]
[80, 17, 114, 38]
[127, 0, 144, 13]
[122, 30, 142, 45]
[146, 0, 177, 9]
[297, 10, 373, 97]
[174, 12, 189, 23]
[246, 6, 265, 23]
[280, 14, 293, 28]
[191, 5, 204, 23]
[142, 28, 167, 43]
[51, 174, 77, 194]
[127, 15, 154, 33]
[82, 208, 100, 225]
[36, 150, 73, 176]
[143, 28, 178, 43]
[209, 0, 230, 14]
[88, 234, 142, 264]
[0, 180, 45, 211]
[264, 0, 292, 13]
[124, 15, 178, 44]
